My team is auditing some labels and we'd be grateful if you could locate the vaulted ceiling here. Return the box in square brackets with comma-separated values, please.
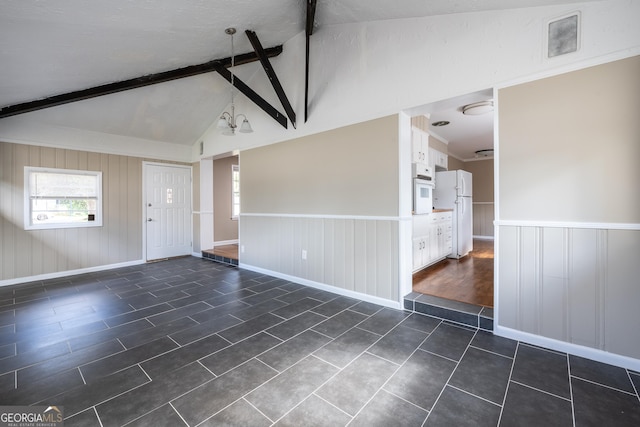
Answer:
[0, 0, 596, 148]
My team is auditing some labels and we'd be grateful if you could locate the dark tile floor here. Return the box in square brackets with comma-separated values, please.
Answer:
[0, 257, 639, 426]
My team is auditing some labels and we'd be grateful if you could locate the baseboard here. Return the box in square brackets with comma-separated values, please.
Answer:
[473, 235, 494, 240]
[0, 259, 146, 288]
[494, 325, 640, 372]
[213, 239, 239, 246]
[239, 263, 402, 311]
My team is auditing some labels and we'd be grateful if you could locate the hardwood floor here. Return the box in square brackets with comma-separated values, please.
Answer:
[413, 239, 494, 307]
[203, 244, 239, 260]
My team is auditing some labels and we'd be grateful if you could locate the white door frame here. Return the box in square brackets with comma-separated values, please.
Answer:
[142, 161, 193, 261]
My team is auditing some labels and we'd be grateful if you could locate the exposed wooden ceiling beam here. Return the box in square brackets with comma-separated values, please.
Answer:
[0, 46, 283, 119]
[305, 0, 317, 123]
[245, 30, 296, 129]
[213, 63, 288, 129]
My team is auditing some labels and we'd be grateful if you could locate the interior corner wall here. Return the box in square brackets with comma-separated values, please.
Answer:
[239, 115, 401, 305]
[496, 55, 640, 364]
[213, 155, 238, 243]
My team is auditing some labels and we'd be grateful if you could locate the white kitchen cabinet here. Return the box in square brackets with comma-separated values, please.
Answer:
[429, 147, 448, 171]
[413, 236, 430, 271]
[412, 127, 429, 164]
[432, 211, 453, 260]
[412, 211, 453, 272]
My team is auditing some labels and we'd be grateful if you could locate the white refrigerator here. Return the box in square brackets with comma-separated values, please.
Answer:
[433, 170, 473, 258]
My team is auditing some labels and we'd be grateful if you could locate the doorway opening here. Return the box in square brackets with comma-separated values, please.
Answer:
[406, 89, 495, 309]
[201, 154, 240, 266]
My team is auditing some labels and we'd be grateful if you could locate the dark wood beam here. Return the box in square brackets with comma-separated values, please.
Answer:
[305, 0, 317, 123]
[245, 30, 296, 129]
[213, 64, 288, 129]
[0, 46, 283, 119]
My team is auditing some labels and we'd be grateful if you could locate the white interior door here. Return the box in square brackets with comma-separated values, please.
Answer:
[145, 163, 192, 261]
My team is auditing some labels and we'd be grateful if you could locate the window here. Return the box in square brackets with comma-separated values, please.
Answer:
[231, 164, 240, 219]
[24, 167, 102, 230]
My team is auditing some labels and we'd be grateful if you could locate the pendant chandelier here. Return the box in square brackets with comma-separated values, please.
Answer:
[216, 28, 253, 136]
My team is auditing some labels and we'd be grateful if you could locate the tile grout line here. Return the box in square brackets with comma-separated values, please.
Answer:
[446, 383, 503, 407]
[508, 379, 572, 402]
[255, 312, 414, 425]
[627, 370, 640, 404]
[168, 401, 190, 427]
[421, 327, 481, 426]
[92, 406, 105, 427]
[467, 344, 515, 360]
[188, 358, 281, 426]
[346, 319, 435, 424]
[496, 341, 520, 427]
[566, 353, 577, 427]
[569, 374, 639, 396]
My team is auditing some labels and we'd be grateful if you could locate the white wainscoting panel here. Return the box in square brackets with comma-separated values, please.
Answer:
[240, 215, 399, 303]
[473, 202, 494, 238]
[498, 225, 640, 360]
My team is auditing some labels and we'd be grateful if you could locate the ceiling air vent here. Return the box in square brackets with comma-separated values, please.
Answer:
[547, 12, 580, 58]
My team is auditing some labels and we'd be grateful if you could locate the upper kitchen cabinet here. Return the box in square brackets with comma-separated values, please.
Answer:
[411, 127, 429, 164]
[429, 147, 448, 171]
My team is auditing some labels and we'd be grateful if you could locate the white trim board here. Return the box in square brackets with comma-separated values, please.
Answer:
[0, 259, 145, 288]
[213, 240, 239, 246]
[240, 213, 411, 222]
[495, 220, 640, 230]
[239, 262, 403, 311]
[495, 325, 640, 372]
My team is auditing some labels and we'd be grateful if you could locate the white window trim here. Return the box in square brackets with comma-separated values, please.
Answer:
[231, 164, 240, 220]
[24, 166, 103, 230]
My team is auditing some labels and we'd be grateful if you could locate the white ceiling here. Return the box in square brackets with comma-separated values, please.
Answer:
[0, 0, 595, 148]
[408, 89, 496, 161]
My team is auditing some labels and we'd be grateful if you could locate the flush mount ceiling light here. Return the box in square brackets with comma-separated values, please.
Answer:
[217, 28, 253, 136]
[474, 149, 494, 157]
[462, 100, 494, 116]
[432, 120, 450, 127]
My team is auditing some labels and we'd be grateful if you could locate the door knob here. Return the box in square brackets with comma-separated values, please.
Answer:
[147, 218, 152, 222]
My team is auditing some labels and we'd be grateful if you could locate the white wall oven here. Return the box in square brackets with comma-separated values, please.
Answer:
[413, 178, 434, 214]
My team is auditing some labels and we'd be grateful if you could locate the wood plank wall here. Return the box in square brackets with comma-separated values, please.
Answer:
[240, 215, 400, 302]
[498, 225, 640, 360]
[0, 141, 186, 282]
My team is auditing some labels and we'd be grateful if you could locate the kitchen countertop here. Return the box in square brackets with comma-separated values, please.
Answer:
[432, 209, 453, 213]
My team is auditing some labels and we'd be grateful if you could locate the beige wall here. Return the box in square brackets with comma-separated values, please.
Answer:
[0, 142, 142, 281]
[499, 55, 640, 223]
[213, 155, 239, 243]
[497, 55, 640, 362]
[463, 159, 494, 237]
[239, 115, 401, 304]
[241, 115, 399, 217]
[0, 141, 190, 282]
[447, 156, 464, 171]
[463, 159, 494, 202]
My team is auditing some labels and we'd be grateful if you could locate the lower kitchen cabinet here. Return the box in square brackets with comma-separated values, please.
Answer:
[412, 211, 453, 272]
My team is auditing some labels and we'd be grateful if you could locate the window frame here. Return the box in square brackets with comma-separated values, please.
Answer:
[24, 166, 103, 230]
[231, 164, 240, 220]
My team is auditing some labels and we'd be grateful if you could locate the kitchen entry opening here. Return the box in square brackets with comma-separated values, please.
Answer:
[406, 89, 495, 309]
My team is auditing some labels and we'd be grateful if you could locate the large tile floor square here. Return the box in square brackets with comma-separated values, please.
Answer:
[0, 257, 639, 426]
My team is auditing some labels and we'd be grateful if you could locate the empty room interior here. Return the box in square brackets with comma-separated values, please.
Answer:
[1, 1, 639, 426]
